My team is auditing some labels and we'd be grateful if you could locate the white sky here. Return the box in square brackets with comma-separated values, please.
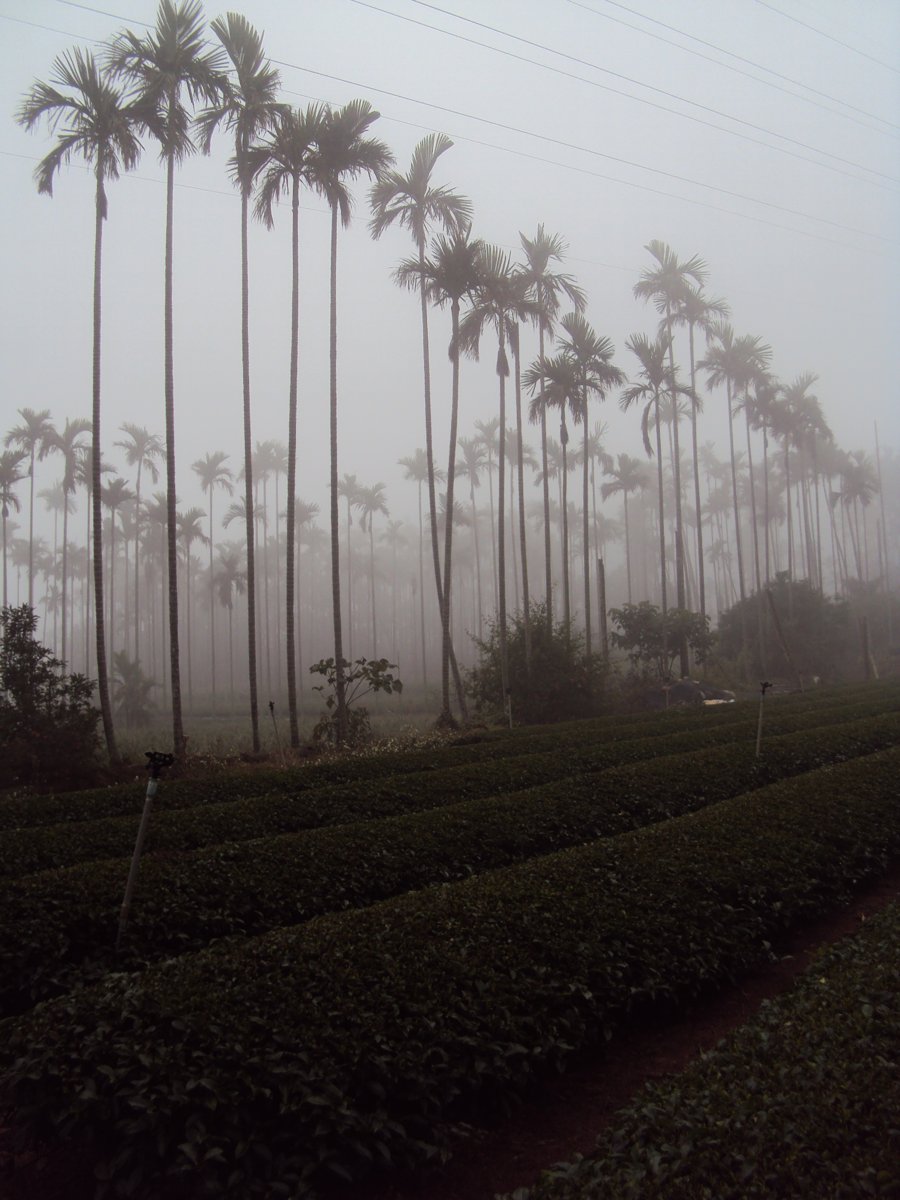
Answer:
[2, 0, 899, 527]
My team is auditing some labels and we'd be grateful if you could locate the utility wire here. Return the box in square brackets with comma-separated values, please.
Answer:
[370, 0, 899, 186]
[7, 4, 893, 248]
[571, 0, 900, 133]
[753, 0, 900, 75]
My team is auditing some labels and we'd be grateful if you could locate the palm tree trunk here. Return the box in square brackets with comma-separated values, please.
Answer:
[61, 495, 69, 666]
[498, 342, 510, 724]
[581, 393, 591, 659]
[538, 326, 552, 626]
[654, 395, 668, 668]
[286, 174, 300, 748]
[164, 141, 185, 756]
[208, 489, 216, 714]
[513, 341, 531, 670]
[664, 313, 687, 676]
[440, 299, 462, 723]
[560, 426, 570, 630]
[624, 491, 632, 605]
[328, 203, 348, 741]
[240, 189, 261, 753]
[92, 165, 118, 762]
[688, 322, 706, 621]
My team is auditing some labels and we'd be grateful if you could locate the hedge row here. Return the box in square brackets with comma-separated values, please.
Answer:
[2, 682, 890, 832]
[4, 709, 897, 1018]
[509, 899, 900, 1200]
[4, 746, 899, 1198]
[3, 693, 895, 880]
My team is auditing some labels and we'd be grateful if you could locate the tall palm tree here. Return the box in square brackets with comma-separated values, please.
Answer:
[197, 10, 280, 753]
[518, 225, 586, 624]
[109, 0, 227, 754]
[357, 482, 389, 656]
[309, 99, 392, 743]
[370, 134, 471, 658]
[0, 451, 26, 610]
[602, 453, 649, 604]
[670, 285, 730, 621]
[249, 103, 324, 747]
[621, 333, 686, 662]
[115, 423, 164, 661]
[458, 246, 541, 717]
[5, 408, 56, 612]
[18, 50, 144, 761]
[524, 352, 583, 631]
[396, 227, 482, 723]
[192, 450, 232, 710]
[47, 418, 91, 666]
[555, 313, 623, 658]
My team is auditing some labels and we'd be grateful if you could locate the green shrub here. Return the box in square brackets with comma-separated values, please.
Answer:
[3, 709, 896, 1017]
[3, 746, 899, 1197]
[510, 900, 900, 1199]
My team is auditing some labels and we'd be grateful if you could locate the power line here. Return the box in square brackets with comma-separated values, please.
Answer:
[573, 0, 900, 134]
[379, 0, 899, 186]
[753, 0, 900, 75]
[9, 3, 894, 248]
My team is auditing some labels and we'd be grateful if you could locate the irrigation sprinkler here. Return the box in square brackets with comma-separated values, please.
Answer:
[116, 750, 174, 952]
[269, 700, 286, 765]
[755, 681, 773, 758]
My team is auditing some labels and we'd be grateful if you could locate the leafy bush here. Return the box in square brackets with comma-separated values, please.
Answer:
[309, 656, 403, 747]
[609, 601, 715, 680]
[2, 708, 897, 1017]
[466, 602, 605, 724]
[0, 605, 100, 791]
[3, 745, 899, 1196]
[510, 899, 900, 1199]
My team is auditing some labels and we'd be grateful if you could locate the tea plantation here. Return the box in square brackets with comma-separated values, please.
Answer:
[1, 682, 898, 1198]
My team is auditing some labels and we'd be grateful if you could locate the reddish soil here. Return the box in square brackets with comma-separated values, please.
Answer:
[3, 865, 899, 1200]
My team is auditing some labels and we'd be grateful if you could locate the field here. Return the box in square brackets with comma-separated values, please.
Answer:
[1, 681, 898, 1198]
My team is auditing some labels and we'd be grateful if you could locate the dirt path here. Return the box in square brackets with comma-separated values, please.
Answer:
[3, 865, 899, 1200]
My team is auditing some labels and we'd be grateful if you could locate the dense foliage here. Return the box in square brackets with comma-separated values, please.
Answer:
[466, 603, 605, 724]
[609, 602, 715, 680]
[0, 605, 100, 791]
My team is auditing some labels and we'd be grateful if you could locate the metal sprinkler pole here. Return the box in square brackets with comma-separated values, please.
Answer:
[756, 681, 772, 758]
[116, 750, 174, 952]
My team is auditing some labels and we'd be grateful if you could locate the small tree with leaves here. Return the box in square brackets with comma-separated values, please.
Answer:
[609, 602, 715, 681]
[309, 656, 403, 747]
[1, 604, 100, 791]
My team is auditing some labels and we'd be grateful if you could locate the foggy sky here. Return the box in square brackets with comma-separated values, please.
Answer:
[2, 0, 899, 536]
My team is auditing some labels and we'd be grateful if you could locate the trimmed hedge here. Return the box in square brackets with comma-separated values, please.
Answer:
[509, 899, 900, 1199]
[3, 693, 896, 879]
[3, 709, 897, 1018]
[3, 746, 899, 1198]
[2, 682, 892, 833]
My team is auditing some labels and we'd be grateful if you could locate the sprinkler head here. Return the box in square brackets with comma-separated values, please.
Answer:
[145, 750, 175, 778]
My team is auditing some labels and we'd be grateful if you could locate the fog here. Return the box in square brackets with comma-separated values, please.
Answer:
[1, 0, 898, 731]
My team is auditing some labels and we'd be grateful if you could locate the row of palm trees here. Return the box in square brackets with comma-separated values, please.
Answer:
[14, 1, 892, 755]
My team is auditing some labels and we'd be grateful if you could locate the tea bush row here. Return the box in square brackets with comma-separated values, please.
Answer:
[3, 746, 899, 1198]
[3, 710, 897, 1018]
[3, 692, 894, 879]
[508, 899, 900, 1200]
[1, 682, 888, 833]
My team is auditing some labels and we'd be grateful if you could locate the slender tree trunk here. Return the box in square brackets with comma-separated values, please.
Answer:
[513, 339, 531, 670]
[240, 190, 261, 753]
[688, 322, 706, 621]
[497, 327, 510, 723]
[538, 325, 552, 626]
[623, 491, 633, 605]
[581, 389, 591, 659]
[417, 480, 426, 688]
[654, 394, 668, 668]
[440, 300, 462, 724]
[664, 312, 687, 676]
[328, 204, 348, 740]
[560, 420, 571, 631]
[286, 175, 300, 747]
[61, 494, 69, 665]
[163, 141, 185, 756]
[92, 167, 118, 762]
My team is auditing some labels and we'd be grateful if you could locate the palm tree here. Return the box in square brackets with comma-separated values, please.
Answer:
[396, 226, 482, 723]
[370, 134, 471, 663]
[524, 352, 582, 631]
[670, 285, 730, 621]
[100, 475, 134, 658]
[18, 49, 144, 760]
[115, 423, 164, 661]
[0, 451, 26, 610]
[338, 473, 362, 660]
[399, 448, 443, 688]
[176, 505, 208, 709]
[310, 99, 392, 743]
[214, 543, 246, 713]
[357, 482, 389, 656]
[621, 333, 686, 665]
[458, 247, 541, 716]
[197, 11, 280, 753]
[5, 408, 56, 612]
[602, 453, 649, 604]
[518, 225, 586, 624]
[109, 0, 227, 754]
[474, 416, 501, 613]
[555, 313, 623, 658]
[192, 450, 232, 711]
[456, 435, 487, 639]
[249, 103, 323, 747]
[46, 418, 90, 666]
